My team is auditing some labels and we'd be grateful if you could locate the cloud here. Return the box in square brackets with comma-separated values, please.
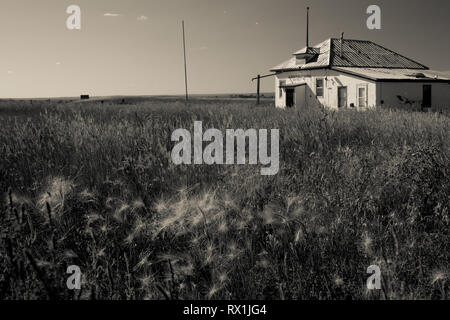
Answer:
[56, 62, 61, 65]
[137, 15, 149, 21]
[7, 71, 13, 74]
[103, 13, 121, 17]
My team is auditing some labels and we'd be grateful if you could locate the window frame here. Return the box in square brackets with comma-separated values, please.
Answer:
[357, 84, 368, 108]
[316, 78, 324, 97]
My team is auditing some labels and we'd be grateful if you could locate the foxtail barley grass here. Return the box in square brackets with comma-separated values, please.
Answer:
[0, 98, 449, 299]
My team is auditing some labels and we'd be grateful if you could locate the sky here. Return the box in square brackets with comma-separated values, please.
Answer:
[0, 0, 449, 98]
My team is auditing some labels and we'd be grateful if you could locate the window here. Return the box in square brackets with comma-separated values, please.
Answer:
[279, 80, 286, 98]
[316, 78, 324, 97]
[357, 85, 368, 107]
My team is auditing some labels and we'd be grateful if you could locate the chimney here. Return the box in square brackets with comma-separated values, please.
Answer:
[340, 32, 344, 57]
[306, 7, 310, 48]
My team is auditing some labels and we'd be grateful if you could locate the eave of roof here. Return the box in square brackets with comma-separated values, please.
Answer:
[280, 83, 307, 88]
[272, 66, 450, 83]
[271, 65, 331, 73]
[332, 67, 450, 82]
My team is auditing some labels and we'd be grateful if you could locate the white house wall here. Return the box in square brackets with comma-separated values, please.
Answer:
[275, 69, 377, 109]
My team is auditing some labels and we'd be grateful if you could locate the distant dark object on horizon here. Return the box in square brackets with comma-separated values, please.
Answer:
[80, 95, 90, 100]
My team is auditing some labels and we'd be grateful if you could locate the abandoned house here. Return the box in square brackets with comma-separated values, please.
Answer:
[271, 35, 450, 110]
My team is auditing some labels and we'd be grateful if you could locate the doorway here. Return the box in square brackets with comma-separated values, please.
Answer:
[338, 86, 347, 108]
[422, 85, 432, 109]
[286, 89, 295, 108]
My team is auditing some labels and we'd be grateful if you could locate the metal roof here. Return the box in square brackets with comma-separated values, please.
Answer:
[330, 39, 428, 69]
[271, 39, 331, 72]
[293, 46, 321, 55]
[271, 38, 429, 72]
[332, 67, 450, 82]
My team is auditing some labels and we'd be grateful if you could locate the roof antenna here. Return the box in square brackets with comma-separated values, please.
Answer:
[182, 20, 189, 102]
[306, 7, 310, 48]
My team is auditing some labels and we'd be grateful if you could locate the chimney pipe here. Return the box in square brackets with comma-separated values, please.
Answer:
[306, 7, 310, 48]
[340, 32, 344, 57]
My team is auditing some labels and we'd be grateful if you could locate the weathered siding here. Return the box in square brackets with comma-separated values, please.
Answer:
[377, 82, 450, 111]
[275, 69, 377, 109]
[275, 70, 450, 110]
[275, 77, 285, 108]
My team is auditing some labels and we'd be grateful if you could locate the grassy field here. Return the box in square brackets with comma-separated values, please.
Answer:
[0, 98, 449, 300]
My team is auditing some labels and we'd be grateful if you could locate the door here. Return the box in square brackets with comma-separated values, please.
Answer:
[286, 89, 295, 108]
[295, 85, 306, 108]
[423, 85, 432, 109]
[338, 86, 347, 108]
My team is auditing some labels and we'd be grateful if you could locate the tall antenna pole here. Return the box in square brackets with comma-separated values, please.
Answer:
[256, 74, 260, 105]
[182, 20, 189, 102]
[306, 7, 309, 47]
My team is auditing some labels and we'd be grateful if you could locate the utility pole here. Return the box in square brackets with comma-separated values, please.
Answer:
[306, 7, 309, 47]
[256, 74, 261, 105]
[251, 73, 276, 105]
[182, 20, 188, 102]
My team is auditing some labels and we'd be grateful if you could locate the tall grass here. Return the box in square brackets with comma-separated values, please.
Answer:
[0, 99, 449, 300]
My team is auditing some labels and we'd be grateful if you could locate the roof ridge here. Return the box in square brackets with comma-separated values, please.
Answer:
[330, 38, 371, 42]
